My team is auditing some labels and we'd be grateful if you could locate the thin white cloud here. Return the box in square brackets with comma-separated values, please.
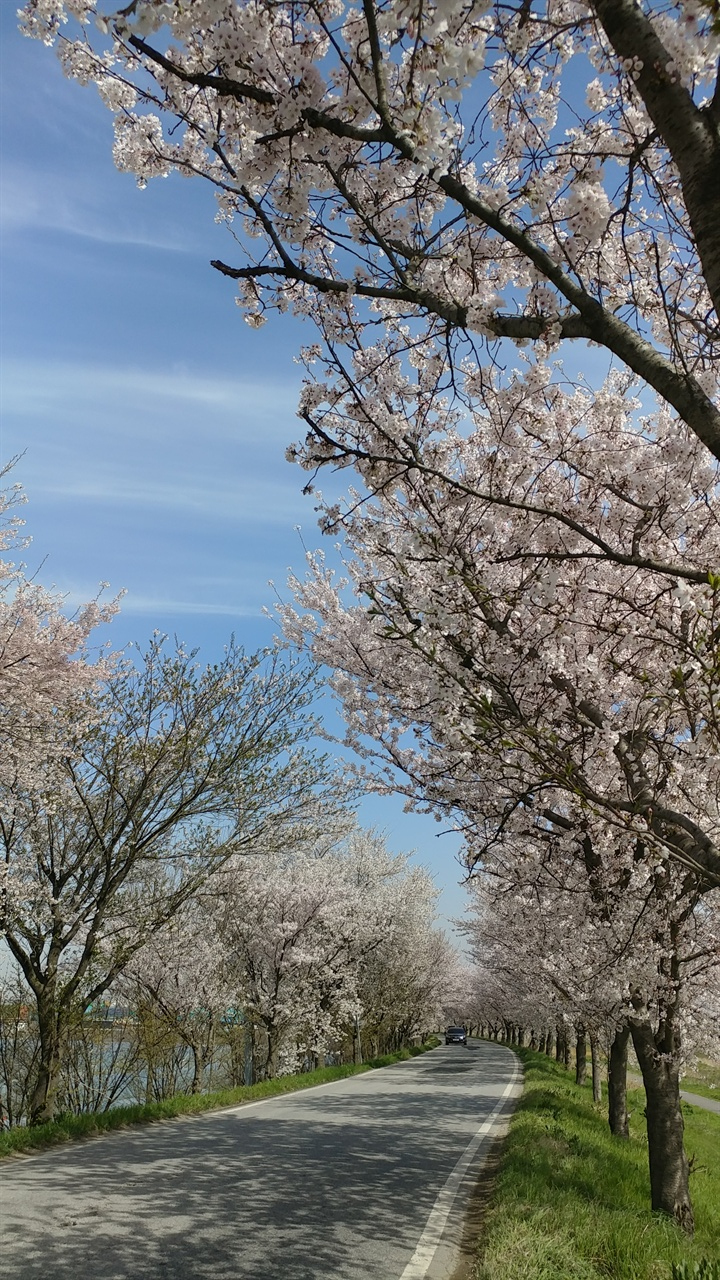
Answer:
[2, 354, 309, 525]
[118, 595, 264, 618]
[0, 166, 193, 252]
[58, 587, 264, 619]
[31, 473, 304, 524]
[2, 357, 299, 422]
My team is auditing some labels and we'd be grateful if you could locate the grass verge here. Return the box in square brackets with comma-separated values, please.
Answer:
[474, 1048, 720, 1280]
[0, 1037, 440, 1160]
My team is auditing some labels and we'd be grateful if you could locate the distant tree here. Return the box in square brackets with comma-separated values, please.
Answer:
[215, 824, 450, 1075]
[120, 895, 233, 1095]
[0, 472, 117, 792]
[356, 865, 459, 1055]
[0, 635, 332, 1123]
[462, 842, 719, 1143]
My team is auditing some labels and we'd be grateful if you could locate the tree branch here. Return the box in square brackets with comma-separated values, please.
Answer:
[593, 0, 720, 319]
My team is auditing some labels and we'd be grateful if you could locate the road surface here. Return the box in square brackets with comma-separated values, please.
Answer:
[0, 1040, 520, 1280]
[680, 1090, 720, 1114]
[627, 1074, 720, 1116]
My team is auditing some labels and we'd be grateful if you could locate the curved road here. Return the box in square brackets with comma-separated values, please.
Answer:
[0, 1040, 520, 1280]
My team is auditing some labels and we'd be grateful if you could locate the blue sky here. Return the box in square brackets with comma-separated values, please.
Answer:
[0, 6, 470, 937]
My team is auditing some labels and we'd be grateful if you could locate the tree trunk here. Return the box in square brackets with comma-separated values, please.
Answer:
[564, 1036, 572, 1071]
[229, 1026, 246, 1086]
[590, 1033, 602, 1103]
[630, 1014, 693, 1232]
[575, 1026, 587, 1086]
[353, 1017, 362, 1064]
[608, 1023, 630, 1138]
[190, 1043, 204, 1094]
[265, 1025, 280, 1079]
[29, 989, 64, 1124]
[545, 1029, 554, 1057]
[555, 1026, 564, 1062]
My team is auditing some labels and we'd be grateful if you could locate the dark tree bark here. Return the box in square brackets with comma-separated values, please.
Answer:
[556, 1026, 564, 1062]
[190, 1043, 205, 1095]
[265, 1024, 281, 1079]
[590, 1032, 602, 1104]
[608, 1023, 630, 1139]
[630, 1005, 693, 1233]
[545, 1029, 554, 1057]
[352, 1013, 364, 1064]
[575, 1026, 587, 1086]
[29, 988, 65, 1124]
[594, 0, 720, 323]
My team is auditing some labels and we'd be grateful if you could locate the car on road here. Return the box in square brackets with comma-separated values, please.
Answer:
[445, 1026, 468, 1045]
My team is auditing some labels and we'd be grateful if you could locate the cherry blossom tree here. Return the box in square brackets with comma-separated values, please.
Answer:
[0, 636, 333, 1122]
[20, 0, 720, 453]
[355, 859, 458, 1054]
[120, 895, 234, 1094]
[217, 828, 373, 1078]
[0, 471, 118, 793]
[476, 836, 716, 1046]
[462, 844, 719, 1169]
[280, 411, 720, 1228]
[215, 824, 449, 1076]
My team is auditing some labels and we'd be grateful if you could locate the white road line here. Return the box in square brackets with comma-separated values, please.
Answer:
[399, 1058, 522, 1280]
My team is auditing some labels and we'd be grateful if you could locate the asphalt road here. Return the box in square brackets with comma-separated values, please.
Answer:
[0, 1040, 520, 1280]
[681, 1090, 720, 1114]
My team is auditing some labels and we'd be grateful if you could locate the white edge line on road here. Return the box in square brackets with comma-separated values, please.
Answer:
[399, 1056, 522, 1280]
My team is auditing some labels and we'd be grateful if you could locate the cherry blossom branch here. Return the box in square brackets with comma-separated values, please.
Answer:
[211, 257, 592, 338]
[300, 414, 714, 586]
[593, 0, 720, 315]
[125, 26, 720, 457]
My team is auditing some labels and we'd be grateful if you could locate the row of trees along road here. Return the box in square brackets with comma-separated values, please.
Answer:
[1, 824, 455, 1123]
[121, 825, 456, 1083]
[0, 477, 339, 1123]
[23, 0, 720, 1232]
[456, 866, 719, 1194]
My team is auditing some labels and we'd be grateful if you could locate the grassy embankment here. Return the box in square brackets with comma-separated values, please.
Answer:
[474, 1047, 720, 1280]
[0, 1037, 439, 1160]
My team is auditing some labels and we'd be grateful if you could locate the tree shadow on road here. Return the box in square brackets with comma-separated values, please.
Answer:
[0, 1044, 517, 1280]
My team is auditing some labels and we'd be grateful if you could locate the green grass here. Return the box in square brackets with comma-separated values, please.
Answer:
[0, 1037, 440, 1159]
[474, 1048, 720, 1280]
[680, 1061, 720, 1104]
